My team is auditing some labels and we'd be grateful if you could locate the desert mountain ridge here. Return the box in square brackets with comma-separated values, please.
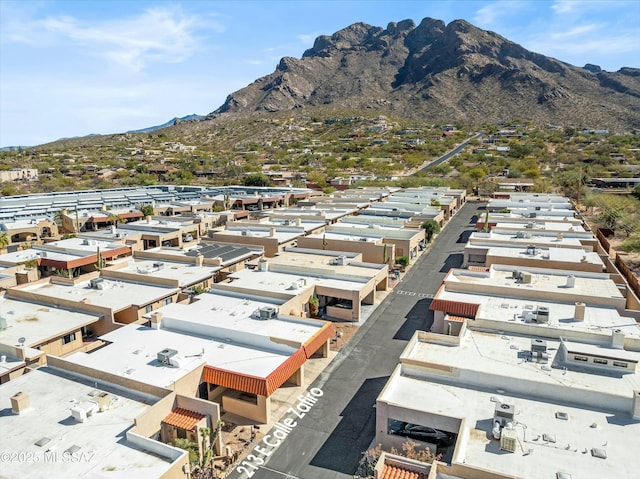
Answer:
[207, 18, 640, 130]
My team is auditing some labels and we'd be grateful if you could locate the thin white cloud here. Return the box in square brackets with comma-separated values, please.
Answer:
[297, 33, 318, 44]
[4, 5, 223, 72]
[551, 0, 575, 14]
[472, 1, 527, 28]
[551, 0, 620, 15]
[549, 23, 601, 39]
[529, 30, 639, 59]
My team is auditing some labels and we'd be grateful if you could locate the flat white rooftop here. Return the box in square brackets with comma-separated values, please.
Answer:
[469, 231, 586, 249]
[306, 231, 381, 243]
[217, 227, 302, 243]
[485, 245, 603, 266]
[159, 290, 327, 347]
[118, 258, 220, 287]
[0, 296, 100, 348]
[471, 291, 640, 338]
[404, 329, 640, 400]
[220, 267, 367, 296]
[0, 367, 176, 479]
[65, 317, 301, 389]
[494, 221, 583, 232]
[380, 365, 640, 479]
[445, 267, 624, 303]
[21, 277, 180, 311]
[0, 249, 42, 265]
[261, 248, 386, 278]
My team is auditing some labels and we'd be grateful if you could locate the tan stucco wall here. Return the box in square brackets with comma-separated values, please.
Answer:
[297, 237, 395, 265]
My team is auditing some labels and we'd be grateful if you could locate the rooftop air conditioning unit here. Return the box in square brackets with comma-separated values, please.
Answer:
[521, 272, 532, 284]
[338, 255, 347, 266]
[531, 338, 547, 353]
[359, 237, 368, 242]
[516, 231, 525, 239]
[535, 306, 550, 323]
[89, 278, 104, 289]
[157, 348, 178, 365]
[528, 212, 537, 218]
[500, 427, 518, 453]
[153, 262, 164, 269]
[495, 402, 515, 423]
[258, 306, 278, 320]
[525, 222, 534, 229]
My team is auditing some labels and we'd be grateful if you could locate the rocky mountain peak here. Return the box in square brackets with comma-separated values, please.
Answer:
[210, 17, 640, 130]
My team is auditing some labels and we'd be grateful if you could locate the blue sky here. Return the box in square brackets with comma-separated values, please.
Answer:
[1, 0, 638, 147]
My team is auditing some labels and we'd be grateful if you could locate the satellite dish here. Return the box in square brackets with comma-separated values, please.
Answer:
[18, 337, 26, 346]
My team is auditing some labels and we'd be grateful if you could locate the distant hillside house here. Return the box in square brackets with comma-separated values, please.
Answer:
[0, 168, 38, 182]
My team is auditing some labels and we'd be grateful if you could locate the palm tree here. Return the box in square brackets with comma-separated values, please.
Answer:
[0, 231, 9, 253]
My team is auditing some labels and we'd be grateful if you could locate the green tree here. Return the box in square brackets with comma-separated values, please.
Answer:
[140, 204, 154, 217]
[306, 171, 327, 188]
[243, 173, 271, 187]
[421, 220, 441, 243]
[308, 296, 320, 317]
[0, 231, 9, 251]
[395, 255, 410, 269]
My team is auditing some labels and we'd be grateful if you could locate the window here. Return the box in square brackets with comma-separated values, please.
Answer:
[573, 355, 588, 362]
[239, 393, 258, 405]
[162, 297, 172, 306]
[62, 333, 76, 345]
[613, 361, 628, 368]
[593, 358, 608, 365]
[145, 305, 153, 314]
[176, 428, 187, 439]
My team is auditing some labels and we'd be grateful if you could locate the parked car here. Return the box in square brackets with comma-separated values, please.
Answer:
[388, 420, 454, 446]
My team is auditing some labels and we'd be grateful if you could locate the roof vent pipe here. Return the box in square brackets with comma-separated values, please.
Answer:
[611, 329, 625, 349]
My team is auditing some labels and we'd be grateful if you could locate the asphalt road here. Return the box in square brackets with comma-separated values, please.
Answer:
[419, 133, 482, 173]
[227, 201, 483, 479]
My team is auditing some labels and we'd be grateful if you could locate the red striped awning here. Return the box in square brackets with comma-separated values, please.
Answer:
[202, 347, 307, 397]
[162, 408, 205, 430]
[302, 322, 334, 358]
[430, 298, 479, 318]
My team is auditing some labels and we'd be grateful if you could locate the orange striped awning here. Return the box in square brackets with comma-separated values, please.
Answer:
[468, 266, 490, 272]
[162, 408, 205, 431]
[430, 298, 479, 318]
[202, 347, 307, 397]
[303, 322, 334, 358]
[381, 465, 427, 479]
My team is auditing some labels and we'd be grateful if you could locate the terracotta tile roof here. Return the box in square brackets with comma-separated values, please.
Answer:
[302, 322, 334, 358]
[202, 347, 307, 397]
[468, 266, 490, 272]
[162, 407, 205, 431]
[446, 315, 467, 322]
[430, 298, 479, 318]
[381, 464, 427, 479]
